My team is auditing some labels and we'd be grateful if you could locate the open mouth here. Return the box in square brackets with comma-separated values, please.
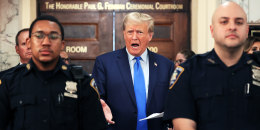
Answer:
[131, 43, 139, 48]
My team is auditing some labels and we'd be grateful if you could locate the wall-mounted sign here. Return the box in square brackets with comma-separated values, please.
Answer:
[42, 1, 186, 12]
[37, 0, 191, 72]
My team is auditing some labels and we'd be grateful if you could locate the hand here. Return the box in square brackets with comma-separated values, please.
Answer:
[100, 99, 115, 124]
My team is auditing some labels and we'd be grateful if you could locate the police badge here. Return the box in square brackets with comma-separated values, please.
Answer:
[64, 81, 78, 98]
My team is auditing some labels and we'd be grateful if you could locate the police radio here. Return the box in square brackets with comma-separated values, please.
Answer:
[71, 65, 84, 80]
[70, 65, 84, 130]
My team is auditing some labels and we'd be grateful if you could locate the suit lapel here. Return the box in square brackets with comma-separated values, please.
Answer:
[116, 48, 137, 107]
[147, 51, 157, 108]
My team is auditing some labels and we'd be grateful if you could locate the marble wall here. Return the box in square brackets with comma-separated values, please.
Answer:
[0, 0, 20, 71]
[221, 0, 260, 23]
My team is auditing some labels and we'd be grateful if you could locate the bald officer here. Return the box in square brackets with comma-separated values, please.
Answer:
[164, 2, 260, 130]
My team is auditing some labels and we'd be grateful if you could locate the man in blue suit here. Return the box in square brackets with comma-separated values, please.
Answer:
[92, 12, 175, 130]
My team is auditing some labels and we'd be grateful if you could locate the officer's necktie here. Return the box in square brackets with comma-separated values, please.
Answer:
[134, 57, 148, 130]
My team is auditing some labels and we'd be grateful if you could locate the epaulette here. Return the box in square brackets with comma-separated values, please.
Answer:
[5, 64, 26, 75]
[196, 51, 210, 57]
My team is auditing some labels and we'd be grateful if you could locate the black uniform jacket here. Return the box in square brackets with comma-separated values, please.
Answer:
[164, 49, 260, 130]
[0, 64, 20, 78]
[0, 59, 107, 130]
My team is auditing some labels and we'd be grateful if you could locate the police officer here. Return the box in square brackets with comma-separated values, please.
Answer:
[164, 2, 260, 130]
[0, 28, 31, 78]
[0, 15, 107, 130]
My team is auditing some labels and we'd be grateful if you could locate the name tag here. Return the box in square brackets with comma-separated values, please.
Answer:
[252, 65, 260, 87]
[64, 92, 78, 98]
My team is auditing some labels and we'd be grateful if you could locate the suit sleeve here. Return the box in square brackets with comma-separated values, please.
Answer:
[164, 65, 197, 122]
[0, 78, 11, 129]
[92, 57, 107, 100]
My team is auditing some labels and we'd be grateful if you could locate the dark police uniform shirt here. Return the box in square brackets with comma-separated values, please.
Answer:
[0, 59, 107, 130]
[164, 49, 260, 130]
[0, 64, 20, 78]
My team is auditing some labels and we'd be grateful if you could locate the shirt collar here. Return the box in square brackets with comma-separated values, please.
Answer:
[207, 49, 251, 69]
[24, 58, 70, 77]
[126, 48, 148, 62]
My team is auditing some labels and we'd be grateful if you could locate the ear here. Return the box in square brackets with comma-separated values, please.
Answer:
[61, 40, 65, 50]
[26, 38, 31, 50]
[148, 32, 154, 42]
[210, 25, 214, 38]
[15, 45, 19, 54]
[246, 24, 249, 39]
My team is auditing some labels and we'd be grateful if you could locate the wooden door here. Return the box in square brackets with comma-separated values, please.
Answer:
[38, 0, 190, 73]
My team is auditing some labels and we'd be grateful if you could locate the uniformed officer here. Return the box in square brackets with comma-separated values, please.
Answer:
[0, 15, 107, 130]
[164, 2, 260, 130]
[0, 28, 31, 78]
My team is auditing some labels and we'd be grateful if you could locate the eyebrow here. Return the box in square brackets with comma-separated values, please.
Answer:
[219, 17, 245, 21]
[33, 31, 60, 34]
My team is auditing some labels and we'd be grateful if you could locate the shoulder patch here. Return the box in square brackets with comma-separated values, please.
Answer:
[169, 66, 184, 89]
[0, 79, 1, 86]
[90, 78, 100, 99]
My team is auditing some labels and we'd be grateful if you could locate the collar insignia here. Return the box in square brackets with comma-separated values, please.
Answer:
[64, 81, 78, 98]
[247, 60, 253, 64]
[61, 65, 67, 70]
[26, 64, 31, 70]
[154, 62, 157, 67]
[207, 58, 216, 64]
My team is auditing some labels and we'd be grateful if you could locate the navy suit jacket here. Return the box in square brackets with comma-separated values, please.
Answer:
[92, 48, 174, 130]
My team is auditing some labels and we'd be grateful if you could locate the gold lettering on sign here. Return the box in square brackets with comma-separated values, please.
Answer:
[45, 2, 55, 10]
[66, 46, 88, 53]
[44, 2, 184, 11]
[84, 2, 88, 9]
[155, 2, 183, 10]
[97, 2, 104, 10]
[56, 2, 83, 10]
[126, 2, 154, 10]
[104, 2, 125, 10]
[148, 47, 158, 53]
[83, 2, 97, 10]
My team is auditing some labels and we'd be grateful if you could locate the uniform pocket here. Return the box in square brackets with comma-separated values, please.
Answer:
[248, 84, 260, 122]
[10, 95, 36, 129]
[194, 88, 223, 99]
[194, 87, 224, 123]
[11, 95, 36, 109]
[249, 84, 260, 96]
[55, 95, 78, 124]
